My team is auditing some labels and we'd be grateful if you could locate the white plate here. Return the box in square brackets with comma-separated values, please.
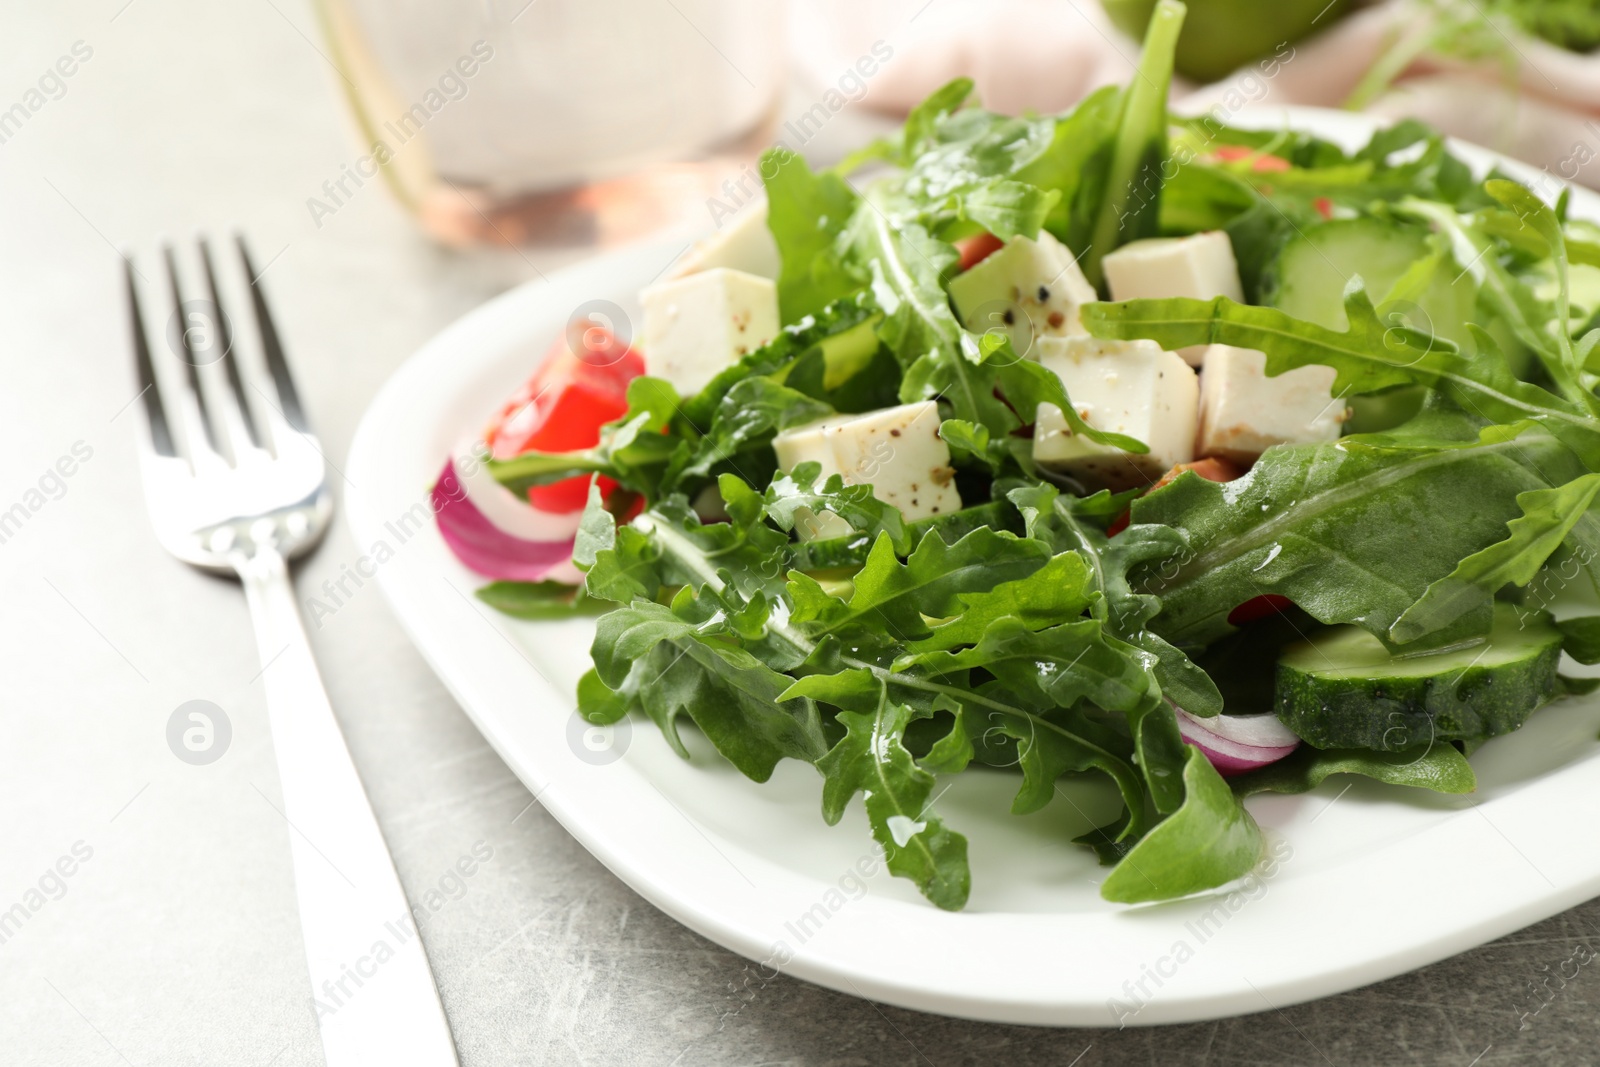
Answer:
[347, 107, 1600, 1027]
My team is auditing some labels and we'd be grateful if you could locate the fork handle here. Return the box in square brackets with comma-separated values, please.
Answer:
[237, 546, 459, 1067]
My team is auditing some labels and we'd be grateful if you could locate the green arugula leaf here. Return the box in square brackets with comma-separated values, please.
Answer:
[898, 78, 976, 163]
[760, 147, 862, 323]
[665, 377, 832, 490]
[680, 291, 882, 428]
[588, 601, 828, 780]
[787, 526, 1051, 642]
[1100, 745, 1264, 904]
[763, 463, 911, 554]
[1231, 743, 1477, 797]
[1393, 472, 1600, 644]
[815, 683, 971, 910]
[904, 553, 1095, 654]
[475, 580, 600, 620]
[1131, 430, 1590, 650]
[1009, 482, 1223, 717]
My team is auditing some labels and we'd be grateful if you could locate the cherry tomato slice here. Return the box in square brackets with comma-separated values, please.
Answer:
[956, 232, 1005, 272]
[484, 322, 643, 513]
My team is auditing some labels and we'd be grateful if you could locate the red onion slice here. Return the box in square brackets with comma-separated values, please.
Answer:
[452, 439, 584, 542]
[433, 460, 575, 581]
[1174, 706, 1300, 777]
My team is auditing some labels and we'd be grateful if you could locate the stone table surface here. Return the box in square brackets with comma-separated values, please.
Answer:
[2, 2, 1598, 1065]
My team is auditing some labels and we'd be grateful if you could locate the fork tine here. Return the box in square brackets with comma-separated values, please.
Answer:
[125, 257, 178, 458]
[163, 245, 221, 458]
[199, 237, 262, 450]
[236, 236, 309, 434]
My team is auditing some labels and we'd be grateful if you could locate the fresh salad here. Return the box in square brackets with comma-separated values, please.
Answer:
[435, 1, 1600, 910]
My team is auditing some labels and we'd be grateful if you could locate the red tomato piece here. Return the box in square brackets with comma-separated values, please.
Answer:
[1227, 594, 1295, 625]
[956, 232, 1005, 271]
[484, 320, 643, 513]
[1313, 196, 1334, 220]
[1212, 144, 1291, 172]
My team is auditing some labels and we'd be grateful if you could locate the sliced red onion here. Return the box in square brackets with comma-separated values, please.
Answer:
[1174, 706, 1300, 777]
[452, 438, 584, 542]
[433, 460, 575, 582]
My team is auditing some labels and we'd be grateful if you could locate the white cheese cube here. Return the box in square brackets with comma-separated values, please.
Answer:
[772, 401, 961, 540]
[667, 200, 781, 281]
[947, 231, 1097, 358]
[1102, 232, 1245, 366]
[640, 268, 779, 396]
[1033, 336, 1199, 492]
[1196, 344, 1344, 463]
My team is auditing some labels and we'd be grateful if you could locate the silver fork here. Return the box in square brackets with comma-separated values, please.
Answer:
[126, 238, 459, 1066]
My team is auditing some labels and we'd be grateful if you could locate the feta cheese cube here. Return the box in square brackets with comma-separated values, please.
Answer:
[639, 268, 779, 396]
[667, 200, 781, 281]
[1033, 336, 1199, 491]
[1101, 232, 1245, 366]
[1196, 344, 1344, 463]
[772, 401, 961, 540]
[947, 231, 1097, 359]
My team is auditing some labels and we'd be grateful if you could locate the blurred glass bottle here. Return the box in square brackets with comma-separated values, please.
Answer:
[313, 0, 787, 246]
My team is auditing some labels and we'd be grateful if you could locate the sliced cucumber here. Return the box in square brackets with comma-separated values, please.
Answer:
[1270, 218, 1476, 339]
[788, 500, 1019, 571]
[1275, 603, 1563, 751]
[1269, 218, 1478, 433]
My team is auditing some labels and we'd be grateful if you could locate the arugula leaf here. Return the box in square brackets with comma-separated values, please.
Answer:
[787, 526, 1051, 642]
[763, 463, 911, 554]
[1017, 85, 1123, 249]
[1231, 743, 1477, 797]
[1009, 482, 1223, 717]
[815, 683, 970, 910]
[904, 552, 1095, 654]
[1130, 430, 1590, 649]
[1397, 194, 1588, 406]
[760, 148, 862, 323]
[588, 599, 828, 780]
[898, 78, 978, 163]
[1392, 473, 1600, 644]
[475, 580, 600, 620]
[841, 209, 987, 416]
[680, 291, 882, 428]
[665, 377, 832, 489]
[1100, 746, 1263, 904]
[785, 642, 1152, 860]
[941, 688, 1149, 849]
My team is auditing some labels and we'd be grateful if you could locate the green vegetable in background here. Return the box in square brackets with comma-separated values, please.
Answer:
[1100, 0, 1348, 82]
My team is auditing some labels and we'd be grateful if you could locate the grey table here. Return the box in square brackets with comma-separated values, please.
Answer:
[2, 3, 1596, 1065]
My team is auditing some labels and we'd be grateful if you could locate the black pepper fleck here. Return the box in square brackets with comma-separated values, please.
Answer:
[1002, 309, 1015, 325]
[1037, 285, 1050, 302]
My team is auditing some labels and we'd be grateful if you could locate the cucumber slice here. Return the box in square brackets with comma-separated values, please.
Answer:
[788, 500, 1019, 571]
[1269, 218, 1478, 433]
[1275, 603, 1563, 751]
[1269, 218, 1476, 341]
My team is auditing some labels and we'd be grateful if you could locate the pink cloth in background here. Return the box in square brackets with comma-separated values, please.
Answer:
[790, 0, 1600, 189]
